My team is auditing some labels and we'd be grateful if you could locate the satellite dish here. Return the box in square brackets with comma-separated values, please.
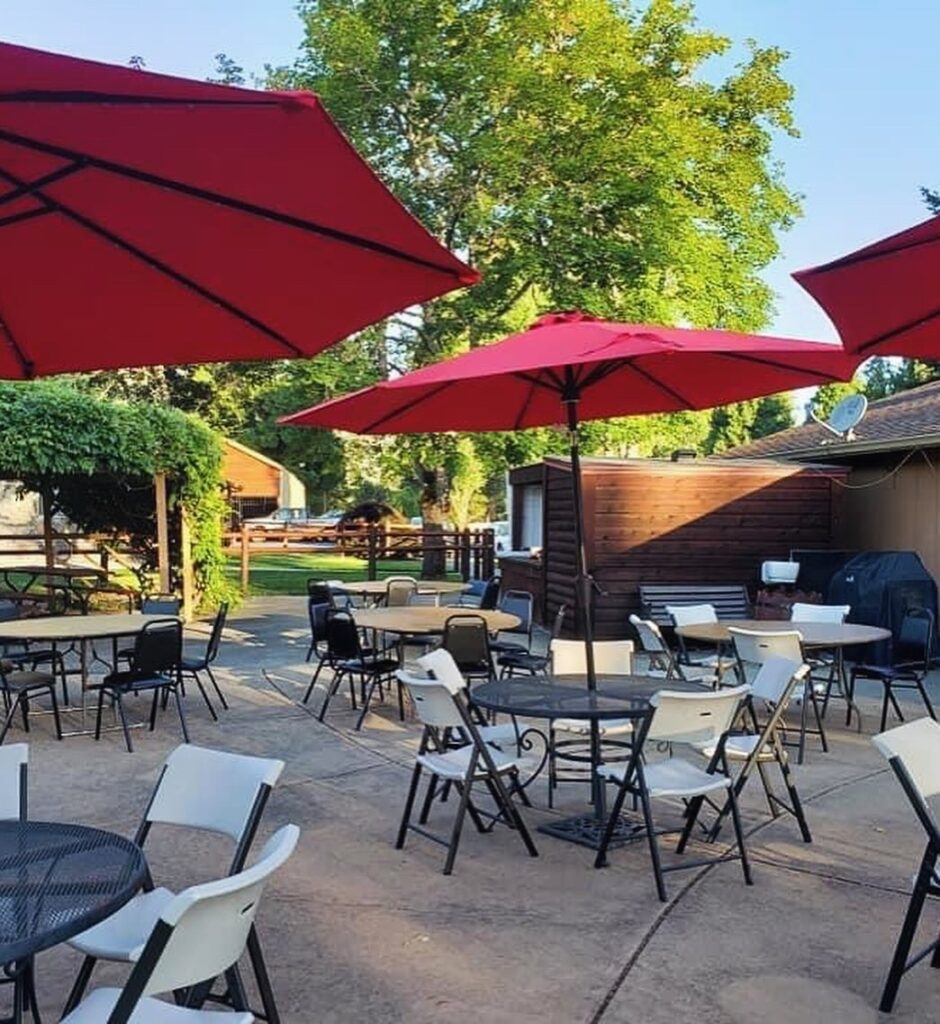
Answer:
[812, 392, 867, 440]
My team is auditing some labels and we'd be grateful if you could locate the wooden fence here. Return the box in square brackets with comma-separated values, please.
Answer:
[229, 525, 496, 593]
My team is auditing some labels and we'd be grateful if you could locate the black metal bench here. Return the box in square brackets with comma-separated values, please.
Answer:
[638, 584, 751, 627]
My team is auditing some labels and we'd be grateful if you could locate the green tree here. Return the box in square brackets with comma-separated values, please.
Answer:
[448, 437, 487, 529]
[705, 393, 793, 452]
[809, 378, 864, 421]
[273, 0, 801, 509]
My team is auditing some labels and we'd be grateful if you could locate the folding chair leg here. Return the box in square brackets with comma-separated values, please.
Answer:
[174, 684, 190, 743]
[115, 693, 134, 752]
[595, 771, 636, 869]
[880, 848, 935, 1012]
[639, 782, 668, 902]
[0, 697, 19, 745]
[486, 770, 538, 857]
[810, 690, 828, 753]
[190, 672, 218, 721]
[676, 794, 706, 854]
[19, 695, 29, 733]
[302, 659, 324, 704]
[94, 687, 106, 741]
[798, 693, 808, 765]
[63, 956, 97, 1016]
[247, 926, 280, 1024]
[916, 680, 936, 722]
[418, 775, 439, 825]
[442, 778, 474, 875]
[355, 676, 381, 730]
[395, 763, 423, 849]
[149, 688, 160, 731]
[756, 760, 778, 818]
[779, 755, 812, 843]
[205, 666, 228, 711]
[726, 783, 753, 886]
[49, 686, 62, 741]
[317, 671, 343, 722]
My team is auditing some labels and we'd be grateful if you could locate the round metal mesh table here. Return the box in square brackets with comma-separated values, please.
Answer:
[0, 821, 146, 965]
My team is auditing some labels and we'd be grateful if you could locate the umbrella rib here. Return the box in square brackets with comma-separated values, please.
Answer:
[0, 207, 53, 230]
[0, 161, 304, 357]
[721, 351, 851, 384]
[0, 161, 85, 211]
[361, 381, 455, 433]
[0, 126, 471, 280]
[852, 306, 940, 356]
[803, 231, 940, 275]
[0, 309, 35, 377]
[0, 90, 286, 107]
[627, 360, 695, 408]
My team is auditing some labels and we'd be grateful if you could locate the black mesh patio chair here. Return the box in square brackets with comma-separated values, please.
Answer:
[850, 607, 937, 733]
[0, 650, 65, 745]
[116, 594, 181, 666]
[306, 579, 334, 605]
[317, 609, 400, 730]
[302, 599, 332, 703]
[92, 618, 186, 752]
[872, 718, 940, 1013]
[442, 614, 494, 684]
[478, 576, 500, 611]
[498, 604, 567, 678]
[384, 577, 418, 607]
[488, 590, 534, 658]
[180, 602, 229, 719]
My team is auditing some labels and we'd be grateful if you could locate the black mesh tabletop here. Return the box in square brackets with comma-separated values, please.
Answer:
[471, 675, 707, 720]
[0, 821, 146, 965]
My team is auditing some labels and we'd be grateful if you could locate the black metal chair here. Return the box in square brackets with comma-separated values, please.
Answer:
[488, 590, 534, 658]
[478, 576, 500, 611]
[0, 651, 64, 745]
[180, 602, 229, 719]
[92, 619, 187, 752]
[442, 614, 494, 684]
[850, 608, 937, 733]
[306, 579, 334, 605]
[116, 594, 181, 667]
[303, 599, 332, 703]
[317, 609, 400, 730]
[872, 718, 940, 1013]
[498, 604, 567, 678]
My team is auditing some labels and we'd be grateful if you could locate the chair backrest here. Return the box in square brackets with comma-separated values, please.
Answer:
[749, 655, 808, 705]
[397, 672, 467, 729]
[479, 576, 500, 610]
[407, 592, 441, 607]
[306, 580, 334, 605]
[873, 718, 940, 845]
[132, 619, 183, 677]
[629, 614, 668, 655]
[443, 614, 491, 667]
[730, 627, 803, 666]
[790, 602, 850, 624]
[498, 590, 534, 636]
[204, 603, 229, 663]
[550, 639, 634, 676]
[141, 594, 182, 616]
[325, 609, 362, 661]
[415, 647, 467, 695]
[142, 744, 285, 868]
[385, 577, 418, 607]
[895, 607, 934, 669]
[123, 824, 300, 1009]
[648, 685, 750, 745]
[666, 603, 718, 627]
[307, 598, 331, 643]
[0, 743, 27, 821]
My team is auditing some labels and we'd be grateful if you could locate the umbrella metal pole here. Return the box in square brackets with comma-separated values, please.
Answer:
[563, 386, 605, 824]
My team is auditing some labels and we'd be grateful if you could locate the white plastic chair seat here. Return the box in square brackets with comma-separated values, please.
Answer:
[61, 987, 252, 1023]
[417, 743, 520, 780]
[696, 734, 775, 762]
[68, 887, 175, 961]
[599, 756, 732, 798]
[553, 718, 633, 737]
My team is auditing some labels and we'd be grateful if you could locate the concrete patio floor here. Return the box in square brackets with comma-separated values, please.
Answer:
[14, 596, 940, 1022]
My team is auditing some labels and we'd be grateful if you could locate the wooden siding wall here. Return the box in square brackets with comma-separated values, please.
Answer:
[221, 444, 280, 500]
[542, 461, 844, 639]
[839, 454, 940, 586]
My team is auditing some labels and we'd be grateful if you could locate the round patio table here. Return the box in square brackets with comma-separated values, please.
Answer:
[472, 675, 708, 850]
[331, 579, 470, 600]
[0, 820, 146, 1021]
[676, 619, 891, 728]
[351, 606, 518, 635]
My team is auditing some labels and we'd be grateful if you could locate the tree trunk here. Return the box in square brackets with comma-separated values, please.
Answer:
[420, 466, 447, 579]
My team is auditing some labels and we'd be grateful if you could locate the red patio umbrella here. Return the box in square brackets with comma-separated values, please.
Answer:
[794, 214, 940, 358]
[281, 311, 861, 683]
[0, 41, 477, 377]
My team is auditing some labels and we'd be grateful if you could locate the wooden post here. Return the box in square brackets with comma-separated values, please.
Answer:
[459, 529, 471, 581]
[240, 527, 250, 593]
[154, 471, 171, 593]
[41, 485, 54, 572]
[367, 526, 378, 581]
[180, 507, 194, 622]
[482, 528, 495, 579]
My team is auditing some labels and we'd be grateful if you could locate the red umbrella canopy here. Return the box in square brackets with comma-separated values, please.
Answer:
[279, 311, 861, 433]
[794, 214, 940, 358]
[0, 41, 477, 377]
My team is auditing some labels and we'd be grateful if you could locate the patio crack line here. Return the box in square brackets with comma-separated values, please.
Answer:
[587, 764, 891, 1024]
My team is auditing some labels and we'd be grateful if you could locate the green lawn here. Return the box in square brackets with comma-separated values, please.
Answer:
[225, 551, 460, 596]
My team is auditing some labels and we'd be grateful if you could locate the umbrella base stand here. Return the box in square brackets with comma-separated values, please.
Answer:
[538, 811, 646, 851]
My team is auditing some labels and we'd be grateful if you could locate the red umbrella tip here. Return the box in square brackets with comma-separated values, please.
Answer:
[458, 269, 482, 285]
[532, 310, 600, 328]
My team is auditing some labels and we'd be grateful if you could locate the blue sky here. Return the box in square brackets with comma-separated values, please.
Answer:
[2, 0, 936, 344]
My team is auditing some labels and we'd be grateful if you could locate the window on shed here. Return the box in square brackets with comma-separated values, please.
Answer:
[519, 485, 543, 549]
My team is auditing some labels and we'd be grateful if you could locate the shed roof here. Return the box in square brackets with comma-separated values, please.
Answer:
[719, 379, 940, 462]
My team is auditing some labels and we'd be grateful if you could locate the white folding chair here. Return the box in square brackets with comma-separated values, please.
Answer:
[548, 639, 635, 807]
[790, 602, 852, 720]
[395, 660, 537, 875]
[629, 615, 717, 685]
[62, 824, 300, 1024]
[666, 603, 734, 680]
[730, 627, 826, 764]
[64, 745, 285, 1020]
[694, 656, 812, 843]
[872, 718, 940, 1013]
[595, 685, 752, 901]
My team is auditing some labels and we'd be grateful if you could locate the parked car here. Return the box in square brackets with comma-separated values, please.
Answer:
[243, 507, 321, 532]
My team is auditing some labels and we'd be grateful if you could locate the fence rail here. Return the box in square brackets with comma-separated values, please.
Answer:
[227, 525, 496, 592]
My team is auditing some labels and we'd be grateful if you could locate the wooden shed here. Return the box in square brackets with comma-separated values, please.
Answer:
[221, 439, 307, 522]
[501, 456, 847, 639]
